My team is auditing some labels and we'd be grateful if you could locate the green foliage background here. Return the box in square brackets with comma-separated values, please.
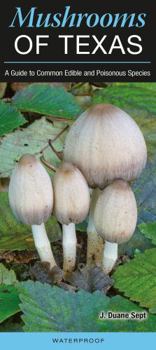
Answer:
[0, 82, 156, 332]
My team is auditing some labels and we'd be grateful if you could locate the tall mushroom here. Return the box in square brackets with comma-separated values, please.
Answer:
[93, 180, 137, 274]
[53, 162, 90, 275]
[64, 104, 147, 266]
[9, 154, 57, 269]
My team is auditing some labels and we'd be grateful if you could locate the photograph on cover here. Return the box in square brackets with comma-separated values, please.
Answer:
[0, 82, 155, 332]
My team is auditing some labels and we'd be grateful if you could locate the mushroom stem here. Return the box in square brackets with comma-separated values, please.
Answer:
[62, 223, 77, 274]
[102, 241, 118, 274]
[32, 223, 57, 269]
[87, 213, 103, 267]
[87, 189, 104, 268]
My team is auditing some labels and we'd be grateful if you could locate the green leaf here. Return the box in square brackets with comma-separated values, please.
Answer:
[19, 281, 156, 332]
[139, 222, 156, 245]
[0, 117, 68, 178]
[131, 160, 156, 228]
[92, 83, 156, 115]
[0, 192, 61, 251]
[0, 264, 17, 284]
[0, 100, 25, 136]
[13, 84, 82, 119]
[113, 248, 156, 313]
[0, 285, 20, 324]
[0, 265, 20, 324]
[114, 82, 156, 91]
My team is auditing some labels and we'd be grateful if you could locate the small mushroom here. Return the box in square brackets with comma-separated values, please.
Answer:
[64, 104, 147, 268]
[53, 162, 90, 275]
[93, 180, 137, 274]
[9, 154, 57, 269]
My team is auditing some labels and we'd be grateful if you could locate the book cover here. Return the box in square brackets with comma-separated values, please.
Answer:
[0, 1, 155, 349]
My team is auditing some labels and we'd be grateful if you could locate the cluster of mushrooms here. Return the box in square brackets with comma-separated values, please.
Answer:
[8, 104, 147, 278]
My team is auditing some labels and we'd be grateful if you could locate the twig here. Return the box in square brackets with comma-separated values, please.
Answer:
[57, 281, 77, 292]
[40, 155, 56, 172]
[51, 125, 69, 143]
[48, 141, 63, 160]
[37, 125, 69, 155]
[47, 116, 73, 123]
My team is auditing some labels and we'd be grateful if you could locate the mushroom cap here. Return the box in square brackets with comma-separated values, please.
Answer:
[9, 154, 53, 225]
[64, 104, 147, 189]
[93, 180, 137, 244]
[53, 162, 90, 225]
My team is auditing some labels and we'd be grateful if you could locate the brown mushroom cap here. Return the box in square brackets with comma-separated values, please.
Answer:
[93, 180, 137, 244]
[53, 162, 90, 225]
[64, 104, 147, 189]
[9, 154, 53, 225]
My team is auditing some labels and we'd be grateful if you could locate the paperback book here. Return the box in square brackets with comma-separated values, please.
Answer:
[0, 1, 155, 349]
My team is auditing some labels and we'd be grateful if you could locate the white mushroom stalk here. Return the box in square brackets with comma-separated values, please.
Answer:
[53, 162, 90, 276]
[94, 180, 137, 274]
[32, 223, 56, 269]
[102, 241, 118, 274]
[9, 154, 57, 270]
[62, 223, 77, 274]
[87, 189, 104, 267]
